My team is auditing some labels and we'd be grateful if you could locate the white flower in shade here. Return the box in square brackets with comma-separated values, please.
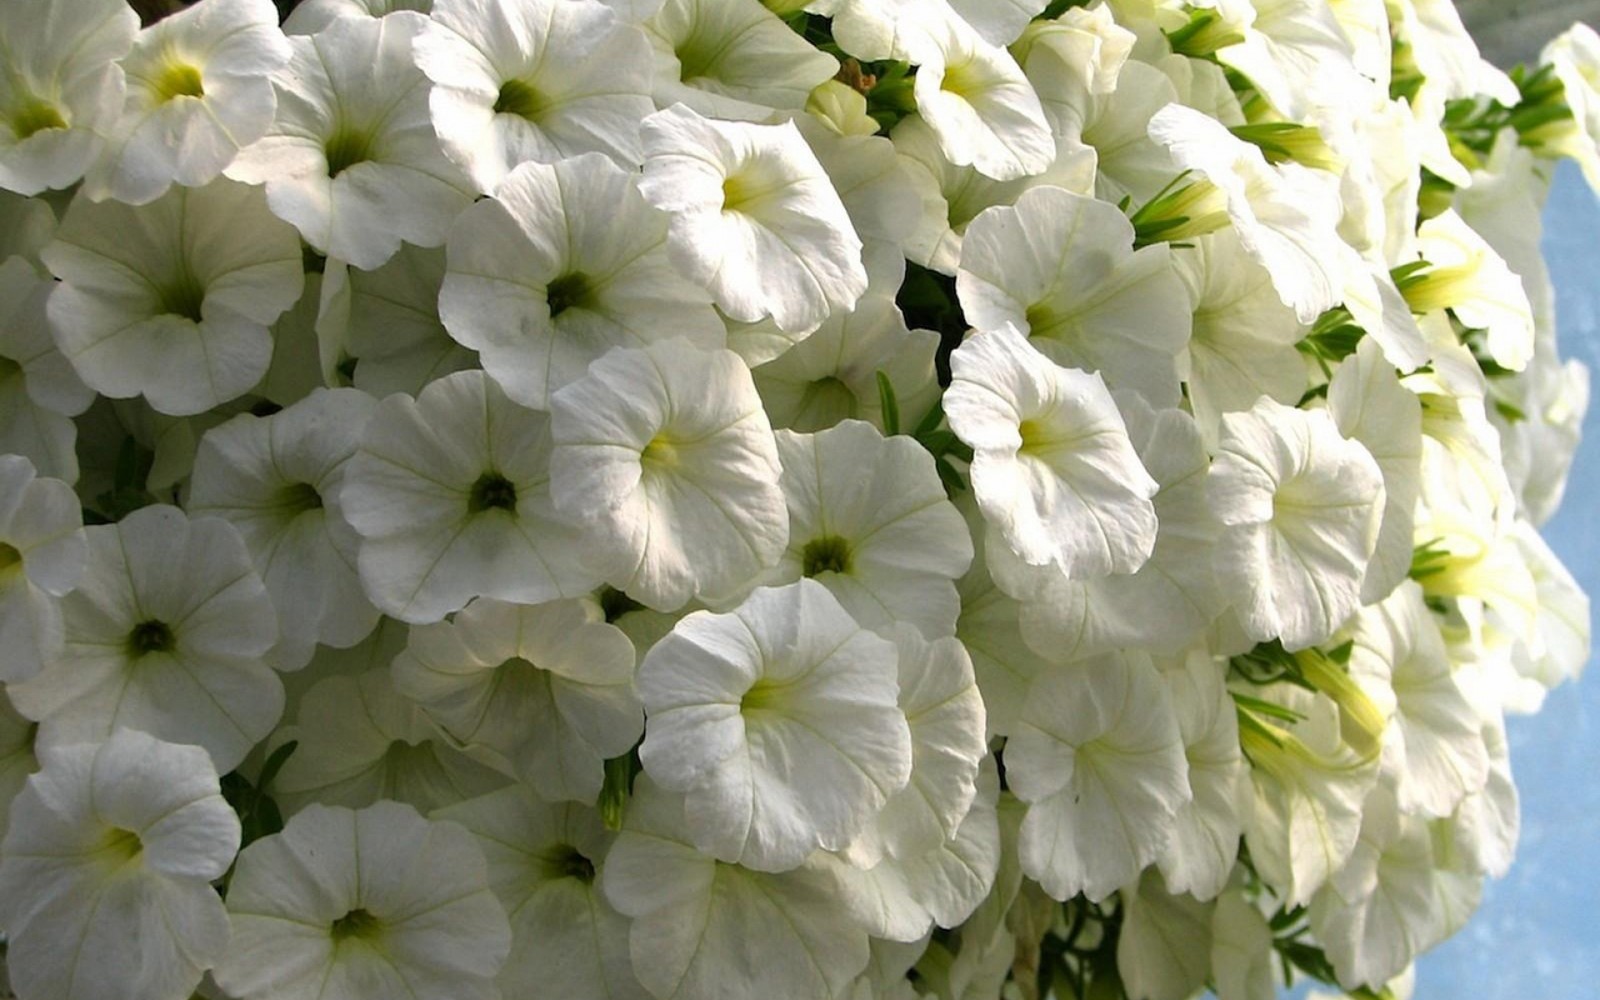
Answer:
[957, 185, 1191, 407]
[1148, 103, 1347, 324]
[213, 801, 512, 1000]
[750, 252, 939, 431]
[42, 178, 303, 417]
[416, 0, 654, 193]
[392, 597, 643, 804]
[1006, 653, 1190, 903]
[750, 421, 971, 639]
[840, 625, 988, 867]
[996, 393, 1223, 661]
[1406, 210, 1536, 373]
[0, 692, 37, 842]
[549, 341, 786, 611]
[601, 774, 872, 999]
[436, 788, 648, 1000]
[1155, 650, 1249, 902]
[316, 246, 476, 398]
[1347, 583, 1489, 820]
[1115, 868, 1213, 1000]
[0, 455, 84, 683]
[1, 238, 91, 485]
[189, 388, 381, 671]
[643, 0, 838, 121]
[341, 369, 599, 623]
[0, 731, 238, 1000]
[269, 669, 509, 816]
[636, 580, 913, 871]
[1328, 336, 1424, 605]
[1208, 397, 1385, 651]
[945, 324, 1159, 578]
[284, 0, 433, 33]
[638, 104, 868, 334]
[225, 12, 473, 270]
[0, 0, 137, 195]
[83, 0, 291, 206]
[827, 758, 1001, 943]
[8, 505, 280, 773]
[439, 153, 722, 410]
[1210, 887, 1276, 1000]
[1173, 228, 1307, 445]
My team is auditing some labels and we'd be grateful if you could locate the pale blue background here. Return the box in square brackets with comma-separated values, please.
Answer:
[1410, 160, 1600, 999]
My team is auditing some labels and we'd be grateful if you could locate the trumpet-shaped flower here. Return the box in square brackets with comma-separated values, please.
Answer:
[0, 731, 239, 1000]
[0, 455, 84, 682]
[436, 788, 647, 1000]
[189, 388, 380, 671]
[225, 12, 473, 269]
[1207, 397, 1385, 651]
[0, 0, 137, 195]
[636, 580, 913, 871]
[601, 774, 872, 998]
[214, 801, 512, 1000]
[1542, 23, 1600, 192]
[8, 505, 280, 773]
[43, 178, 303, 417]
[392, 597, 643, 804]
[957, 185, 1191, 407]
[750, 421, 972, 638]
[637, 104, 868, 334]
[549, 341, 786, 611]
[84, 0, 291, 205]
[0, 256, 91, 483]
[416, 0, 655, 193]
[945, 324, 1159, 577]
[1407, 210, 1536, 373]
[340, 369, 599, 623]
[1007, 654, 1190, 903]
[439, 153, 722, 409]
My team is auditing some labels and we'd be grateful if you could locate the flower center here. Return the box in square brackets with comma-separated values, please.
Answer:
[159, 273, 207, 323]
[152, 61, 205, 102]
[99, 826, 143, 865]
[275, 481, 323, 515]
[673, 24, 726, 84]
[801, 534, 852, 577]
[641, 436, 680, 469]
[0, 542, 21, 575]
[546, 272, 593, 319]
[325, 126, 376, 178]
[740, 677, 788, 714]
[7, 96, 67, 140]
[542, 843, 596, 883]
[468, 472, 518, 514]
[126, 619, 176, 658]
[493, 77, 549, 121]
[330, 907, 384, 942]
[790, 376, 858, 432]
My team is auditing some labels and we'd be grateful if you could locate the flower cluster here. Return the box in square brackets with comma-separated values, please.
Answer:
[0, 0, 1595, 998]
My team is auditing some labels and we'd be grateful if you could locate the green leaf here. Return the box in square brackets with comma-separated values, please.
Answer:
[876, 370, 901, 436]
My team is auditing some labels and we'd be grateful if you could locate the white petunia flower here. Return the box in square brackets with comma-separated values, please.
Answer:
[269, 669, 509, 815]
[83, 0, 291, 205]
[636, 579, 913, 871]
[1542, 23, 1600, 192]
[1207, 397, 1385, 651]
[1115, 868, 1213, 1000]
[1210, 887, 1276, 1000]
[340, 369, 599, 623]
[0, 0, 137, 195]
[439, 153, 722, 410]
[643, 0, 838, 121]
[1148, 103, 1347, 324]
[0, 692, 36, 842]
[601, 774, 872, 999]
[957, 185, 1191, 407]
[1406, 209, 1536, 373]
[840, 625, 988, 868]
[1213, 0, 1365, 121]
[436, 788, 648, 1000]
[392, 597, 643, 804]
[1007, 653, 1190, 903]
[189, 388, 381, 671]
[225, 12, 473, 270]
[549, 341, 786, 611]
[0, 455, 84, 683]
[8, 505, 280, 773]
[284, 0, 433, 34]
[945, 324, 1159, 577]
[748, 421, 971, 638]
[316, 245, 476, 398]
[416, 0, 655, 193]
[43, 178, 303, 417]
[638, 104, 868, 334]
[0, 731, 238, 1000]
[214, 801, 512, 1000]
